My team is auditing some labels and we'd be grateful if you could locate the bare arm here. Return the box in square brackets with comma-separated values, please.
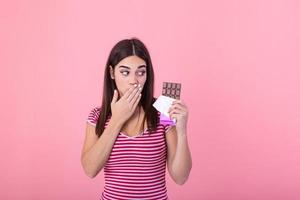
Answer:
[81, 117, 122, 178]
[81, 84, 142, 178]
[166, 126, 192, 185]
[166, 99, 192, 185]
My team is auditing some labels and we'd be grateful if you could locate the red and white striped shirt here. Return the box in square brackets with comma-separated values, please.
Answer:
[86, 107, 173, 200]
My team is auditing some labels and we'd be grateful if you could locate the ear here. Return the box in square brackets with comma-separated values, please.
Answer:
[109, 65, 115, 79]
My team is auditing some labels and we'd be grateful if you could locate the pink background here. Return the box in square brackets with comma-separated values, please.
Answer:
[1, 0, 300, 199]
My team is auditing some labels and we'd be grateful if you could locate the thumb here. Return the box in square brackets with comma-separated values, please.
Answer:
[111, 89, 118, 104]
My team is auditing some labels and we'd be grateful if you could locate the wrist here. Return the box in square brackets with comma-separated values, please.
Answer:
[176, 127, 187, 135]
[110, 116, 124, 130]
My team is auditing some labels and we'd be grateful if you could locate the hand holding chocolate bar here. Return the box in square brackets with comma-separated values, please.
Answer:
[153, 82, 182, 126]
[168, 99, 189, 132]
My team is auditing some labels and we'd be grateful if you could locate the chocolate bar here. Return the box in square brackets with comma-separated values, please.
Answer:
[162, 82, 181, 99]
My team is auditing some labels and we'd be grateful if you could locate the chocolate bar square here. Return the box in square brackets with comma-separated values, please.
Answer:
[162, 82, 181, 99]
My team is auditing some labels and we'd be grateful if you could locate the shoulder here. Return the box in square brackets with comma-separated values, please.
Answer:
[86, 106, 101, 126]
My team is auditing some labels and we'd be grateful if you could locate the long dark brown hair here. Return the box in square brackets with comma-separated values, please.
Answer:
[95, 38, 159, 137]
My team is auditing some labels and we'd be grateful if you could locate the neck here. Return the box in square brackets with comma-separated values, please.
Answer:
[121, 106, 146, 131]
[132, 106, 143, 119]
[127, 106, 145, 124]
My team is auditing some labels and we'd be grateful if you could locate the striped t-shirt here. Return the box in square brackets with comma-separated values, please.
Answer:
[86, 107, 174, 200]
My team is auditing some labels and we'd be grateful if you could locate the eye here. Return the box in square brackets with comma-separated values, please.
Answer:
[137, 71, 146, 76]
[121, 71, 129, 76]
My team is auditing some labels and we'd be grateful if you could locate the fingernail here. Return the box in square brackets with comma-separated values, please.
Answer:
[134, 84, 137, 87]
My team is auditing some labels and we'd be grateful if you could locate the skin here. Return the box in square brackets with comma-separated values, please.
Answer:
[109, 55, 147, 132]
[110, 55, 147, 98]
[166, 99, 192, 184]
[81, 55, 192, 185]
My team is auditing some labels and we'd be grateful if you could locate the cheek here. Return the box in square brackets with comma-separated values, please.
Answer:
[139, 74, 147, 83]
[117, 87, 126, 97]
[114, 78, 126, 94]
[139, 75, 147, 88]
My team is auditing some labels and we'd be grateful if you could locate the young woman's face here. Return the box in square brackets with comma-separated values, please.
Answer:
[110, 55, 147, 97]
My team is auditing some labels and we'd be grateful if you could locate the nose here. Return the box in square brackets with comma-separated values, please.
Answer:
[129, 74, 139, 86]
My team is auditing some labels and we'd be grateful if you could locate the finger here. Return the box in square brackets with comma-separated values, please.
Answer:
[170, 103, 187, 113]
[170, 103, 185, 109]
[169, 109, 182, 116]
[123, 85, 137, 99]
[111, 89, 119, 104]
[168, 104, 185, 113]
[169, 113, 180, 122]
[130, 86, 142, 106]
[170, 107, 188, 116]
[172, 100, 185, 106]
[128, 85, 141, 102]
[132, 92, 142, 109]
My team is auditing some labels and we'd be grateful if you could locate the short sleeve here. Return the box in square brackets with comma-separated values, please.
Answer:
[86, 107, 101, 126]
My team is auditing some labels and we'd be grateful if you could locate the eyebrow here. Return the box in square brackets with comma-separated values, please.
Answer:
[118, 65, 146, 69]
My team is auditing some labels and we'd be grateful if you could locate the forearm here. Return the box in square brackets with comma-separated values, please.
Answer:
[171, 130, 192, 184]
[81, 117, 122, 178]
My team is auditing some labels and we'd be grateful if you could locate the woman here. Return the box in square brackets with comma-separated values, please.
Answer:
[81, 38, 192, 200]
